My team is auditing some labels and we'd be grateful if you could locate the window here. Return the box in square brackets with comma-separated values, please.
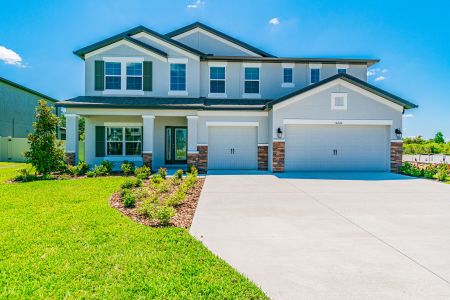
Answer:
[126, 63, 142, 90]
[170, 63, 186, 91]
[310, 68, 320, 84]
[244, 67, 260, 94]
[210, 66, 225, 94]
[331, 93, 348, 110]
[106, 127, 142, 156]
[283, 68, 293, 83]
[337, 68, 347, 74]
[105, 62, 121, 90]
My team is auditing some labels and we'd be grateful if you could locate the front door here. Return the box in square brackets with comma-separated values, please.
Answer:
[165, 126, 187, 164]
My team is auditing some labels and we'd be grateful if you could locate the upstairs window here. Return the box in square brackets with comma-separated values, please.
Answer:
[310, 68, 320, 84]
[244, 67, 260, 94]
[283, 68, 293, 83]
[105, 62, 121, 90]
[210, 66, 226, 94]
[337, 68, 347, 74]
[170, 63, 186, 91]
[126, 63, 143, 90]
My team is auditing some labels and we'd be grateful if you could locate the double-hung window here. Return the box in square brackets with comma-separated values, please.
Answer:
[244, 67, 260, 94]
[126, 63, 143, 90]
[209, 66, 226, 94]
[310, 68, 320, 84]
[106, 127, 142, 156]
[170, 63, 186, 91]
[281, 63, 295, 87]
[105, 62, 121, 90]
[283, 68, 293, 84]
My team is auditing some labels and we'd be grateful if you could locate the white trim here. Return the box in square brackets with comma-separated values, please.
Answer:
[208, 93, 228, 98]
[142, 150, 153, 154]
[273, 78, 404, 112]
[309, 68, 320, 84]
[197, 143, 208, 146]
[188, 150, 199, 154]
[85, 40, 166, 61]
[208, 61, 228, 67]
[243, 62, 262, 68]
[186, 115, 199, 119]
[168, 90, 188, 96]
[282, 62, 295, 68]
[336, 63, 349, 69]
[391, 140, 403, 143]
[197, 111, 268, 117]
[103, 90, 144, 96]
[281, 82, 295, 88]
[168, 57, 188, 64]
[331, 92, 348, 110]
[103, 56, 144, 62]
[206, 121, 259, 127]
[258, 143, 269, 146]
[242, 93, 261, 99]
[283, 119, 393, 126]
[103, 60, 144, 95]
[131, 32, 200, 60]
[64, 114, 79, 118]
[171, 27, 262, 57]
[142, 115, 155, 119]
[272, 139, 285, 142]
[308, 63, 322, 69]
[66, 108, 198, 116]
[103, 122, 143, 127]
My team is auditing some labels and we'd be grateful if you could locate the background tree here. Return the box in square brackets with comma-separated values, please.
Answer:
[434, 132, 445, 144]
[25, 100, 66, 175]
[60, 114, 85, 141]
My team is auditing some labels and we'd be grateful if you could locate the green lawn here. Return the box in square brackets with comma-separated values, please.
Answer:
[0, 163, 266, 299]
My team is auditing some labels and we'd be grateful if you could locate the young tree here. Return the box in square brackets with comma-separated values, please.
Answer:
[434, 132, 445, 144]
[25, 100, 66, 175]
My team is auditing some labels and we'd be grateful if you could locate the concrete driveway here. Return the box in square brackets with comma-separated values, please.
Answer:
[190, 172, 450, 300]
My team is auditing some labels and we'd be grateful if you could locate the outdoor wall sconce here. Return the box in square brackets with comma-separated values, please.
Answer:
[277, 127, 283, 139]
[395, 128, 402, 139]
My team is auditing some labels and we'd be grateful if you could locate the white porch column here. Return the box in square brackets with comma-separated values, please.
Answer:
[186, 116, 198, 153]
[142, 115, 155, 167]
[65, 114, 79, 165]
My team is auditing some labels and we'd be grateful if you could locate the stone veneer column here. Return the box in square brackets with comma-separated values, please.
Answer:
[143, 153, 152, 168]
[197, 145, 208, 174]
[258, 144, 269, 171]
[390, 140, 403, 173]
[65, 114, 79, 166]
[272, 141, 285, 173]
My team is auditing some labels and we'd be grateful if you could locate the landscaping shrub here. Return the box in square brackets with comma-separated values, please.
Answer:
[423, 165, 438, 179]
[158, 167, 167, 179]
[121, 161, 135, 176]
[401, 162, 422, 177]
[122, 192, 136, 208]
[187, 165, 198, 175]
[175, 169, 183, 180]
[86, 171, 95, 178]
[135, 165, 151, 180]
[14, 168, 36, 182]
[100, 160, 114, 174]
[151, 174, 164, 185]
[67, 161, 90, 176]
[155, 205, 176, 226]
[121, 177, 142, 189]
[92, 165, 109, 177]
[437, 165, 449, 182]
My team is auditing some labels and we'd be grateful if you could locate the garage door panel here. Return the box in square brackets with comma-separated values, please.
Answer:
[285, 125, 389, 172]
[208, 126, 258, 170]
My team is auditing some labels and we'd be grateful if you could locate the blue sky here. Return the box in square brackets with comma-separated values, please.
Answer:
[0, 0, 449, 139]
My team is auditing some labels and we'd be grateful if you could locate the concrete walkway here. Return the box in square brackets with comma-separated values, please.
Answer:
[190, 172, 450, 299]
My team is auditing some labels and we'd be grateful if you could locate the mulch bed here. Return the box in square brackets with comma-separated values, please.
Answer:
[109, 178, 205, 228]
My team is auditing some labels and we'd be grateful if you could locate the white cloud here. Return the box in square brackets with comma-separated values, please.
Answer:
[0, 45, 24, 67]
[375, 75, 385, 81]
[381, 69, 388, 73]
[367, 68, 380, 77]
[269, 17, 280, 25]
[187, 0, 205, 8]
[403, 114, 414, 119]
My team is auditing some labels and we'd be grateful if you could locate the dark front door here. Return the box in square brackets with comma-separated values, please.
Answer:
[165, 126, 187, 164]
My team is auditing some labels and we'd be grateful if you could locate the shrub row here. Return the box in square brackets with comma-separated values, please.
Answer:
[401, 162, 449, 181]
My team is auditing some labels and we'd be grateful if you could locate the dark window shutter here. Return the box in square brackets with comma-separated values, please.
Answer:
[95, 126, 105, 157]
[95, 61, 105, 91]
[143, 61, 153, 91]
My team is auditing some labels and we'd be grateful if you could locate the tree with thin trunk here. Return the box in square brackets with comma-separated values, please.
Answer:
[25, 100, 65, 175]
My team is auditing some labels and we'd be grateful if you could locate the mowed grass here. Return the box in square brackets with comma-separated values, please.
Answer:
[0, 163, 266, 299]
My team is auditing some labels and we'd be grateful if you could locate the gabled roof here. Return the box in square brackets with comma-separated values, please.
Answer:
[203, 56, 379, 66]
[0, 76, 57, 102]
[267, 73, 418, 109]
[74, 26, 205, 59]
[166, 22, 275, 58]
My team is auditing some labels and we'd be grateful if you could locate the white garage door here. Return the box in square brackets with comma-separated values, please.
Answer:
[208, 126, 258, 170]
[285, 125, 389, 171]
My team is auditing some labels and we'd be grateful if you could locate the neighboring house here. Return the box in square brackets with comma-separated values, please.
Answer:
[57, 22, 417, 173]
[0, 76, 58, 138]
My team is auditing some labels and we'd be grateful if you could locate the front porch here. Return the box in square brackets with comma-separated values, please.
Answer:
[64, 112, 201, 172]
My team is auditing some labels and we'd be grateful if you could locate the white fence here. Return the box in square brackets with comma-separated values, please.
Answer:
[403, 154, 449, 164]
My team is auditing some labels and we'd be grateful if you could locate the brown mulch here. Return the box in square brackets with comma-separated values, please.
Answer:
[109, 178, 205, 228]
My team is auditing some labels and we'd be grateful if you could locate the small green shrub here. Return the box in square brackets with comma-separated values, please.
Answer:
[86, 170, 95, 177]
[400, 162, 413, 175]
[423, 164, 438, 179]
[92, 165, 109, 177]
[155, 205, 175, 226]
[121, 177, 142, 189]
[175, 169, 183, 180]
[122, 192, 136, 208]
[158, 167, 167, 179]
[100, 160, 114, 174]
[120, 188, 132, 197]
[121, 161, 135, 176]
[411, 165, 423, 177]
[135, 165, 151, 180]
[67, 161, 90, 176]
[437, 164, 449, 182]
[156, 181, 170, 193]
[151, 174, 164, 185]
[14, 168, 36, 182]
[401, 162, 423, 177]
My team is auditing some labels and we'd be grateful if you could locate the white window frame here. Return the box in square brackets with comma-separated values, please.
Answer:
[281, 63, 295, 88]
[208, 62, 227, 98]
[242, 63, 261, 98]
[336, 63, 349, 75]
[168, 58, 188, 96]
[103, 57, 144, 95]
[125, 62, 143, 91]
[105, 126, 142, 157]
[331, 92, 348, 111]
[309, 63, 322, 85]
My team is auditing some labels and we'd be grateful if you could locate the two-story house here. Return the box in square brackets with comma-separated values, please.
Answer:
[57, 22, 417, 173]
